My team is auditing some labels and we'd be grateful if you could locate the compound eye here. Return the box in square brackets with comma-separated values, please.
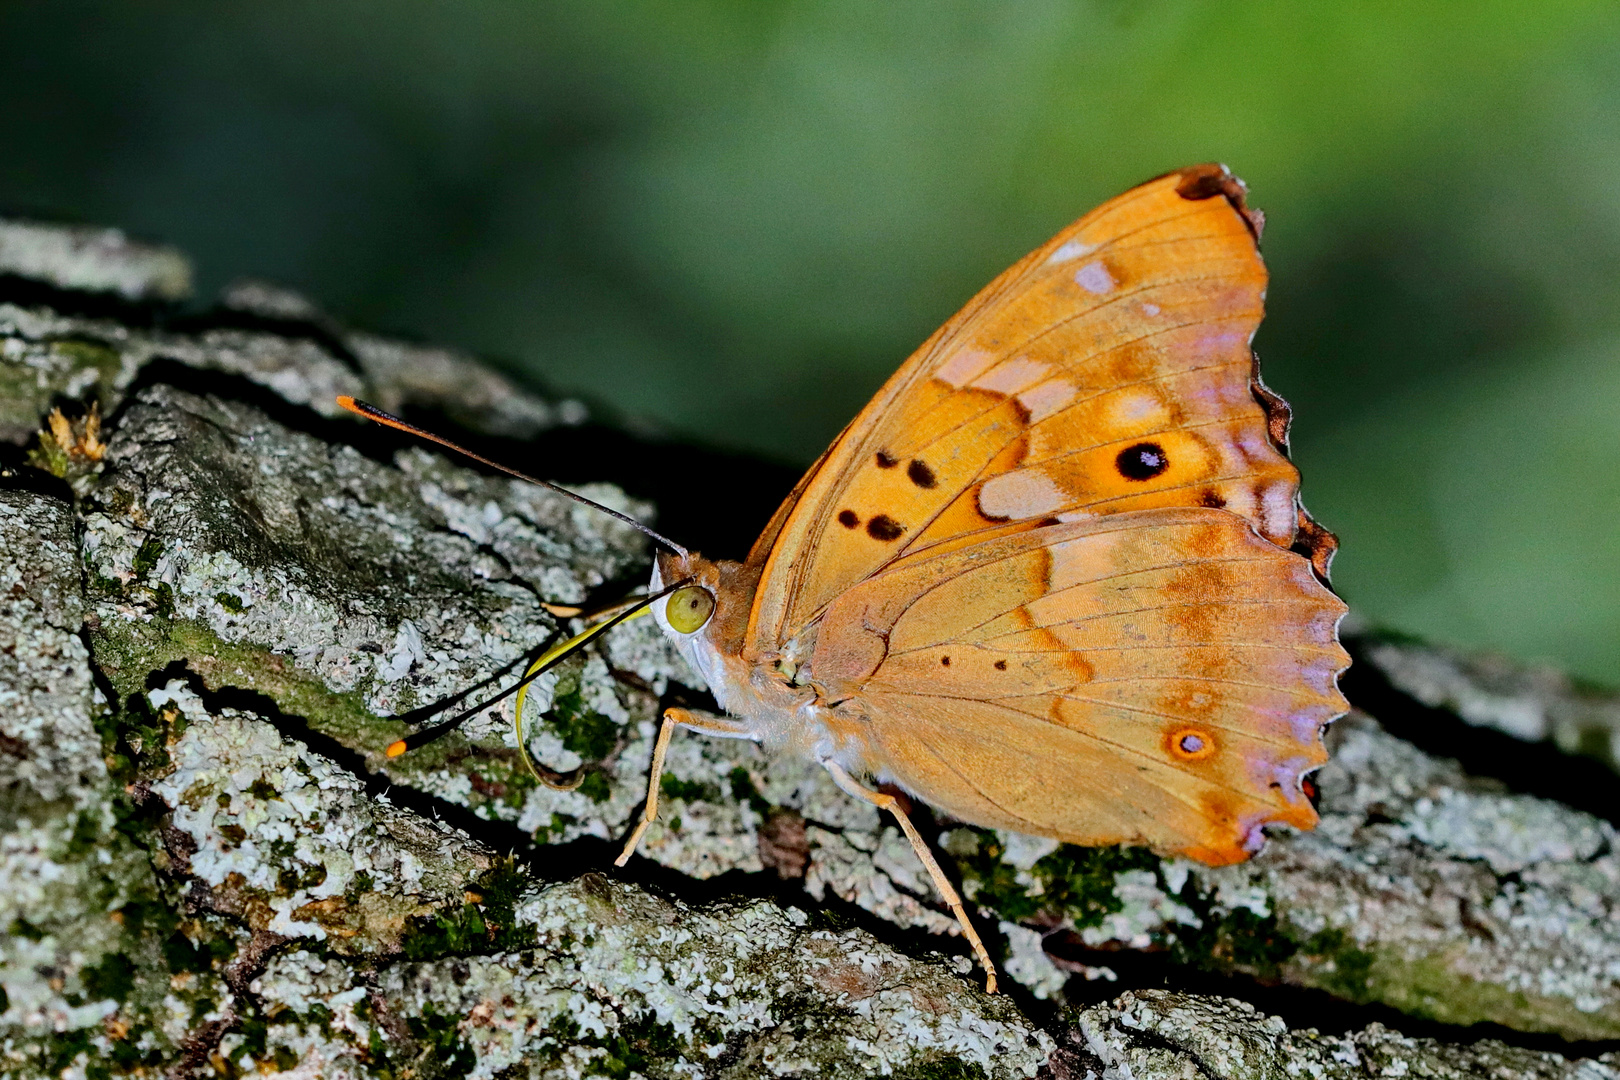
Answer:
[665, 586, 715, 634]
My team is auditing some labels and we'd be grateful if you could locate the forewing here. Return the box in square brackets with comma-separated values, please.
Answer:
[750, 165, 1319, 658]
[810, 508, 1348, 863]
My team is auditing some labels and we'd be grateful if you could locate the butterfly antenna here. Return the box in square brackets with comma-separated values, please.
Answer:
[384, 578, 690, 759]
[337, 396, 689, 558]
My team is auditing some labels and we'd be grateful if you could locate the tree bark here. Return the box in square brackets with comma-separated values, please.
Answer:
[1, 218, 1616, 1078]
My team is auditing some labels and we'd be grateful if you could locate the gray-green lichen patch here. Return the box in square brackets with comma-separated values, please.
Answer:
[0, 309, 131, 442]
[0, 488, 102, 813]
[0, 295, 367, 438]
[217, 278, 584, 439]
[511, 635, 965, 939]
[237, 876, 1053, 1079]
[81, 663, 1060, 1077]
[0, 489, 215, 1077]
[1179, 713, 1620, 1039]
[1255, 712, 1620, 1038]
[86, 662, 1056, 1076]
[0, 220, 191, 301]
[1074, 990, 1620, 1080]
[149, 680, 496, 950]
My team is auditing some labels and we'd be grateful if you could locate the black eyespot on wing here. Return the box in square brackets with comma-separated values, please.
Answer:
[1199, 489, 1227, 509]
[906, 459, 936, 488]
[875, 451, 899, 468]
[1116, 442, 1169, 481]
[866, 515, 904, 541]
[837, 509, 859, 528]
[994, 659, 1007, 671]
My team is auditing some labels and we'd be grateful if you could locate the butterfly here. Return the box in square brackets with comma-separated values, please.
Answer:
[340, 163, 1350, 994]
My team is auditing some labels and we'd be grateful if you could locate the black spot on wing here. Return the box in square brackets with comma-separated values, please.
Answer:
[1199, 489, 1227, 509]
[866, 515, 904, 541]
[1116, 442, 1169, 481]
[906, 459, 937, 488]
[837, 509, 859, 528]
[875, 451, 898, 468]
[994, 660, 1007, 671]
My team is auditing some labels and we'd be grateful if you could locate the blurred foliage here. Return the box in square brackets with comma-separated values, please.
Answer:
[3, 1, 1620, 680]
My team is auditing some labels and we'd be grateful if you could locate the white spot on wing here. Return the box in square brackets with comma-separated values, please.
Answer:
[1075, 262, 1116, 294]
[1222, 487, 1256, 519]
[1235, 428, 1272, 464]
[1048, 533, 1122, 591]
[1047, 238, 1095, 265]
[971, 357, 1050, 396]
[978, 469, 1068, 520]
[1142, 302, 1161, 316]
[1108, 389, 1167, 426]
[1197, 329, 1247, 353]
[1018, 379, 1076, 422]
[935, 349, 996, 388]
[1260, 483, 1296, 538]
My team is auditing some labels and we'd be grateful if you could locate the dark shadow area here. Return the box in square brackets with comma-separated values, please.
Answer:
[111, 359, 360, 442]
[404, 405, 801, 564]
[1342, 633, 1620, 826]
[0, 441, 75, 503]
[167, 302, 367, 374]
[0, 271, 178, 327]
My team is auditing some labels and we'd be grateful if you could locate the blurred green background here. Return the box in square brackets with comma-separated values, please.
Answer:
[3, 1, 1620, 681]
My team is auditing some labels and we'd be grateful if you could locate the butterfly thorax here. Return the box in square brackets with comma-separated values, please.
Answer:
[651, 551, 878, 771]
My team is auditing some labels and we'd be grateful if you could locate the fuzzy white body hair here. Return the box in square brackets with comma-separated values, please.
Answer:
[647, 561, 878, 779]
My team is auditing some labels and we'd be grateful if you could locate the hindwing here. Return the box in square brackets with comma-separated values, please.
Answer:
[808, 509, 1349, 862]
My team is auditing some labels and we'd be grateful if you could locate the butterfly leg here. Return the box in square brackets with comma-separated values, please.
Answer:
[615, 707, 751, 867]
[822, 761, 998, 994]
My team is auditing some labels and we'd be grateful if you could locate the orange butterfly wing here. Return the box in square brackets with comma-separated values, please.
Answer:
[809, 509, 1349, 863]
[746, 165, 1325, 659]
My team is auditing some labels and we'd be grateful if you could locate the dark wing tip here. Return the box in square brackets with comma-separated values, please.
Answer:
[1175, 163, 1265, 242]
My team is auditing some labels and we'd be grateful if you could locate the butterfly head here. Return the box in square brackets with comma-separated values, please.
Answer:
[650, 550, 765, 713]
[649, 547, 719, 642]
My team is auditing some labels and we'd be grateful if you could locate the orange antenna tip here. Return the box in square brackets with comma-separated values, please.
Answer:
[385, 740, 408, 758]
[331, 395, 689, 558]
